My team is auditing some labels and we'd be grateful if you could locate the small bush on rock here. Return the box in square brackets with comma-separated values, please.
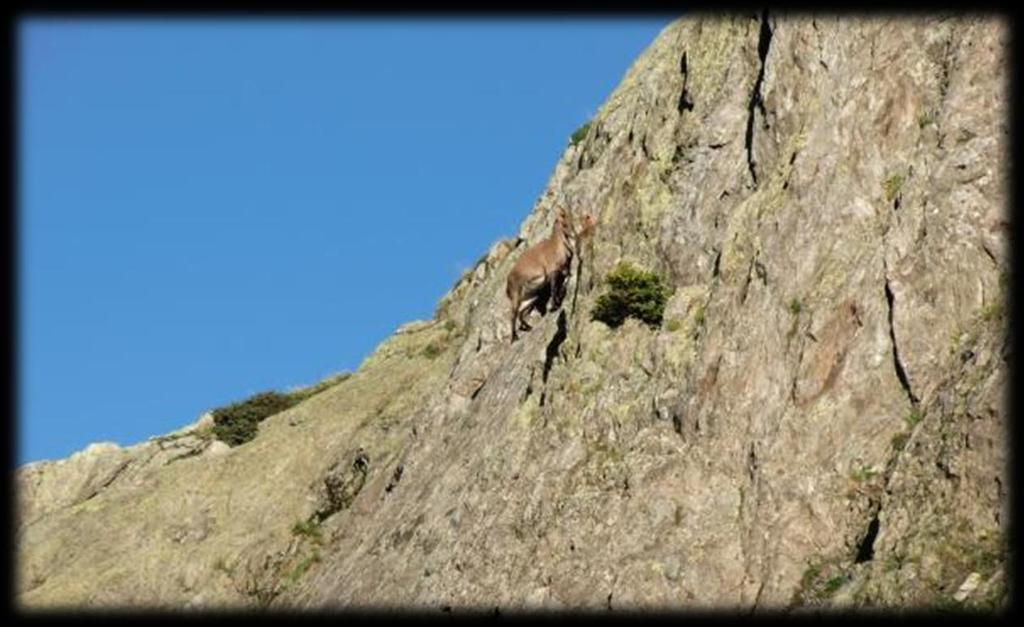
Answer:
[592, 262, 671, 329]
[570, 121, 592, 146]
[211, 391, 298, 447]
[209, 374, 349, 447]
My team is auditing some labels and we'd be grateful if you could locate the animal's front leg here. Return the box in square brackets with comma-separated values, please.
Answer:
[551, 268, 569, 310]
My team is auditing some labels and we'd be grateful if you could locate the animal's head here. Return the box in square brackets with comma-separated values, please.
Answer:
[554, 206, 575, 234]
[577, 212, 597, 240]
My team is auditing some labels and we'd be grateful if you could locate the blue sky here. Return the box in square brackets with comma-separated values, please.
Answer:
[18, 17, 674, 465]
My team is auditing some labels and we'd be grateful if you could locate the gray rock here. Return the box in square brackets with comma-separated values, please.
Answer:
[204, 441, 231, 457]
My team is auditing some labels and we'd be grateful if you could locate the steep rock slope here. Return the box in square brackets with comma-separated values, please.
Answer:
[17, 14, 1008, 611]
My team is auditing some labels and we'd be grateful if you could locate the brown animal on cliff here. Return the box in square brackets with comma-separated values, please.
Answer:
[506, 207, 577, 343]
[550, 211, 597, 308]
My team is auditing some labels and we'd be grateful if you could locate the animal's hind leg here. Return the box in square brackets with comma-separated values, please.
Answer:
[518, 297, 536, 331]
[518, 310, 533, 331]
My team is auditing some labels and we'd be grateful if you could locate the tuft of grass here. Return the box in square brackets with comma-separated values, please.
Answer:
[694, 304, 706, 327]
[918, 111, 935, 129]
[905, 410, 923, 428]
[884, 553, 905, 573]
[291, 519, 324, 544]
[801, 563, 821, 590]
[850, 464, 879, 483]
[288, 372, 351, 404]
[444, 319, 458, 334]
[665, 318, 683, 332]
[570, 121, 592, 147]
[824, 575, 846, 594]
[789, 297, 803, 315]
[284, 551, 322, 587]
[591, 262, 672, 329]
[883, 173, 905, 202]
[979, 302, 1003, 322]
[420, 342, 442, 359]
[795, 559, 853, 605]
[891, 432, 909, 452]
[213, 556, 234, 576]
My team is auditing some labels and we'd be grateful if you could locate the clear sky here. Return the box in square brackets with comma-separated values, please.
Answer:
[18, 17, 674, 466]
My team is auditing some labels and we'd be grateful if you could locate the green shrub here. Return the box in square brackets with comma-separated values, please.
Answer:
[665, 318, 683, 332]
[592, 262, 672, 329]
[789, 297, 802, 315]
[570, 121, 592, 146]
[905, 410, 923, 427]
[209, 373, 350, 447]
[211, 391, 299, 447]
[918, 111, 935, 129]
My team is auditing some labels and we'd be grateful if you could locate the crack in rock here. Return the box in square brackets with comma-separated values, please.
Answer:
[744, 10, 774, 186]
[883, 272, 920, 406]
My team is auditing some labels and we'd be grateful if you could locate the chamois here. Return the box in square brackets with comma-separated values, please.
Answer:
[549, 212, 597, 310]
[506, 207, 577, 343]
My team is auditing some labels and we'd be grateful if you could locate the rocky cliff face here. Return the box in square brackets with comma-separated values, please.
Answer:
[16, 13, 1009, 611]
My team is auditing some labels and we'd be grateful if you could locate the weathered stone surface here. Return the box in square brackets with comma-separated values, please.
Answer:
[16, 14, 1008, 611]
